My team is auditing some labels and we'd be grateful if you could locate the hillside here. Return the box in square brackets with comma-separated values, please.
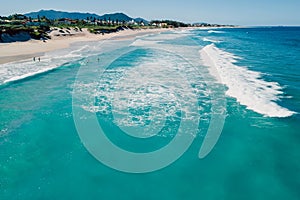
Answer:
[24, 9, 148, 23]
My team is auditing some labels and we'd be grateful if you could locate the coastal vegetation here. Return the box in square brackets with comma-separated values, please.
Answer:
[0, 10, 232, 42]
[0, 13, 146, 42]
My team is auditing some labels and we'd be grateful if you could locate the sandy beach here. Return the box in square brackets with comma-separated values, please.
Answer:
[0, 28, 167, 64]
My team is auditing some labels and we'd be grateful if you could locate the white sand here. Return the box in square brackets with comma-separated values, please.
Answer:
[0, 28, 167, 64]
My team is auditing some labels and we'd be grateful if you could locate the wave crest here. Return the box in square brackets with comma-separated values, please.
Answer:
[200, 44, 295, 118]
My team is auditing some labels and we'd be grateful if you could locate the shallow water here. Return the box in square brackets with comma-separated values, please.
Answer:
[0, 27, 300, 199]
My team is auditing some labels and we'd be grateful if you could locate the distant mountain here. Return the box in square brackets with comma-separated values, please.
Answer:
[100, 13, 131, 21]
[24, 9, 148, 23]
[24, 10, 99, 20]
[134, 17, 149, 24]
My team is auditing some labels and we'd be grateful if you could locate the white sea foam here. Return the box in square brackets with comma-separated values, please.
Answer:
[3, 66, 57, 84]
[0, 32, 189, 86]
[0, 46, 86, 85]
[130, 39, 160, 46]
[75, 48, 211, 137]
[200, 44, 295, 117]
[172, 29, 193, 35]
[0, 40, 119, 85]
[203, 37, 222, 43]
[144, 33, 184, 41]
[207, 30, 225, 34]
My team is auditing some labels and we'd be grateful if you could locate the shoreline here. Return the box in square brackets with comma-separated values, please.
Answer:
[0, 28, 169, 65]
[0, 52, 44, 64]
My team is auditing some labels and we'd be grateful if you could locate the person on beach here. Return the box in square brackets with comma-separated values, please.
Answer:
[38, 57, 40, 62]
[33, 57, 36, 61]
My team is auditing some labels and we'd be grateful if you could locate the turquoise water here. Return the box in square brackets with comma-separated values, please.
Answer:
[1, 27, 300, 199]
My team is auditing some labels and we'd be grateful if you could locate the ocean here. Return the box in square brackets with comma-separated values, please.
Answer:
[0, 27, 300, 199]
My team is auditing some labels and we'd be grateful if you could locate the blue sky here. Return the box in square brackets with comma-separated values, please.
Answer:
[1, 0, 299, 25]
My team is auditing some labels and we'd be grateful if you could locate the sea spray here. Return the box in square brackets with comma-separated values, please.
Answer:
[200, 44, 295, 117]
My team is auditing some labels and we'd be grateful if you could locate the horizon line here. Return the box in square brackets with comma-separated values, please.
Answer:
[1, 9, 300, 26]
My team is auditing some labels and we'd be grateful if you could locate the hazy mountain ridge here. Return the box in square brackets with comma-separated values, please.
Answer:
[24, 9, 148, 23]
